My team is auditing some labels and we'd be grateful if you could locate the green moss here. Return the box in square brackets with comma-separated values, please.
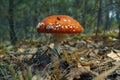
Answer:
[73, 34, 87, 39]
[101, 32, 118, 38]
[0, 45, 4, 49]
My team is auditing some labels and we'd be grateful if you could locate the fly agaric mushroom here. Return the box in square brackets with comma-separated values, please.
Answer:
[37, 15, 83, 54]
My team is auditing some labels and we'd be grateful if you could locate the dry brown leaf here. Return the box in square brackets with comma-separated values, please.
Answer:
[77, 62, 83, 68]
[0, 50, 7, 57]
[107, 51, 120, 61]
[28, 48, 38, 54]
[48, 43, 54, 49]
[84, 66, 90, 70]
[17, 48, 26, 53]
[32, 75, 39, 80]
[85, 39, 93, 43]
[61, 51, 72, 64]
[107, 37, 113, 42]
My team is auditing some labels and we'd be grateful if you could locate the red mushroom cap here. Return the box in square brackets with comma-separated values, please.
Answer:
[37, 15, 83, 33]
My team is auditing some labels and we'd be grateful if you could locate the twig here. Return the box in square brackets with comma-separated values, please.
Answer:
[93, 63, 120, 80]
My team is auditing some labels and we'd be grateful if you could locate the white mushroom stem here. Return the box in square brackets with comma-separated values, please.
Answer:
[53, 34, 67, 54]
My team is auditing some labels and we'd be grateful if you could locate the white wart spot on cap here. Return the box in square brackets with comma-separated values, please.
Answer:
[73, 30, 76, 32]
[65, 26, 68, 29]
[63, 19, 67, 22]
[76, 26, 78, 28]
[73, 26, 76, 28]
[68, 20, 71, 22]
[49, 23, 52, 25]
[53, 28, 56, 30]
[61, 26, 64, 28]
[36, 22, 44, 29]
[68, 25, 70, 26]
[36, 23, 40, 28]
[56, 25, 59, 28]
[58, 24, 61, 27]
[70, 26, 73, 29]
[46, 23, 53, 30]
[55, 21, 59, 25]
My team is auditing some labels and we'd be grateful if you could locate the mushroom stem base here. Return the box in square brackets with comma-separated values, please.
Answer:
[53, 34, 67, 54]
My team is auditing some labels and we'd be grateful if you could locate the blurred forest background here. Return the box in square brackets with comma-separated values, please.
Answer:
[0, 0, 120, 45]
[1, 1, 120, 80]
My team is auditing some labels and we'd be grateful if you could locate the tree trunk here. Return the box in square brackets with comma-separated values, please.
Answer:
[33, 1, 39, 39]
[34, 1, 38, 26]
[103, 0, 109, 41]
[8, 0, 17, 45]
[82, 0, 87, 31]
[95, 0, 102, 41]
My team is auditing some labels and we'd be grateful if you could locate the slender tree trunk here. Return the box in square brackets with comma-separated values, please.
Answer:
[82, 0, 87, 31]
[8, 0, 17, 45]
[34, 1, 39, 39]
[34, 1, 38, 26]
[103, 0, 109, 41]
[95, 0, 102, 40]
[114, 0, 120, 40]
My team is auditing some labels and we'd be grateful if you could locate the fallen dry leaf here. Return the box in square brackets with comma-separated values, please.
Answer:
[28, 47, 38, 54]
[107, 50, 120, 61]
[32, 75, 39, 80]
[17, 48, 26, 53]
[48, 43, 54, 49]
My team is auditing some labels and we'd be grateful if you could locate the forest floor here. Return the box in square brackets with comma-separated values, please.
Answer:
[0, 32, 120, 80]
